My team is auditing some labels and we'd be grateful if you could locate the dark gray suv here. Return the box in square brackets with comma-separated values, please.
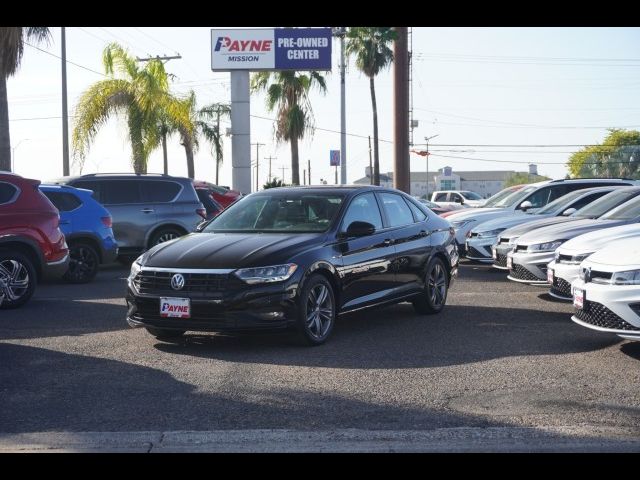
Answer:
[51, 174, 206, 259]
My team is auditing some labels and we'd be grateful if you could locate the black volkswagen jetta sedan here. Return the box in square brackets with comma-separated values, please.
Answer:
[126, 186, 458, 345]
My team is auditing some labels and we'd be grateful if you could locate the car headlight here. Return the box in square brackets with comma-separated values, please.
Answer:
[568, 252, 594, 265]
[527, 240, 564, 253]
[611, 269, 640, 286]
[476, 228, 505, 239]
[451, 219, 475, 230]
[234, 264, 298, 284]
[128, 255, 144, 283]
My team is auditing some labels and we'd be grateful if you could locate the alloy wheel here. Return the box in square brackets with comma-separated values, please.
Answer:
[0, 259, 30, 302]
[155, 232, 179, 245]
[305, 283, 334, 340]
[428, 262, 447, 308]
[67, 246, 98, 282]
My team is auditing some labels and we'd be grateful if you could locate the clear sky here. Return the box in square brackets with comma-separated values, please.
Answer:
[7, 27, 640, 188]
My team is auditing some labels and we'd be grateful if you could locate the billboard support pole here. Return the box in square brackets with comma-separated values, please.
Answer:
[231, 71, 251, 195]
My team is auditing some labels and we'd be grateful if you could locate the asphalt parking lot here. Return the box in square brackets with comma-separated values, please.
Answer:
[1, 261, 639, 452]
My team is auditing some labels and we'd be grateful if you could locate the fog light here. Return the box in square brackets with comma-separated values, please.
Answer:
[259, 311, 285, 320]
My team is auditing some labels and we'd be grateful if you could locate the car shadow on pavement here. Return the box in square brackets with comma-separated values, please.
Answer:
[0, 299, 127, 340]
[38, 265, 130, 301]
[620, 341, 640, 361]
[153, 303, 621, 369]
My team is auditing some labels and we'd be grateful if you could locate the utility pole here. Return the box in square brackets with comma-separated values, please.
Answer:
[308, 159, 311, 185]
[265, 156, 276, 182]
[251, 142, 264, 191]
[280, 165, 289, 183]
[303, 169, 306, 185]
[368, 136, 373, 185]
[61, 27, 70, 176]
[136, 54, 182, 62]
[333, 27, 348, 185]
[393, 27, 410, 194]
[425, 134, 439, 198]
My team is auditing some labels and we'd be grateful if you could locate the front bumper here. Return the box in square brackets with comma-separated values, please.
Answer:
[465, 235, 498, 262]
[507, 250, 554, 284]
[570, 278, 640, 340]
[42, 253, 70, 281]
[492, 242, 513, 270]
[547, 259, 579, 301]
[126, 279, 299, 333]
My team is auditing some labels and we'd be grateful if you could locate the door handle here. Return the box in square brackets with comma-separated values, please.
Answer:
[141, 208, 155, 213]
[419, 230, 430, 238]
[383, 239, 393, 246]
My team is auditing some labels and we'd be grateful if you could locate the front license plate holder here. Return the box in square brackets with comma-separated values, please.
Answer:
[160, 297, 191, 318]
[573, 288, 584, 310]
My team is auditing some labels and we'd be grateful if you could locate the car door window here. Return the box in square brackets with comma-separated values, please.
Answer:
[141, 181, 181, 203]
[450, 193, 463, 203]
[569, 191, 610, 211]
[406, 199, 427, 222]
[73, 181, 103, 203]
[521, 187, 552, 209]
[42, 191, 82, 211]
[434, 192, 448, 202]
[341, 193, 383, 231]
[102, 180, 142, 205]
[379, 193, 415, 227]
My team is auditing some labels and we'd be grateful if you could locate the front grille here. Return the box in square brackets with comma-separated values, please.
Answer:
[467, 246, 488, 258]
[495, 253, 507, 267]
[551, 277, 572, 297]
[575, 301, 640, 331]
[510, 263, 543, 282]
[133, 270, 234, 297]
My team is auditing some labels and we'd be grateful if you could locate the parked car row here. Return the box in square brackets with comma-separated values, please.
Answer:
[447, 178, 640, 342]
[0, 171, 240, 310]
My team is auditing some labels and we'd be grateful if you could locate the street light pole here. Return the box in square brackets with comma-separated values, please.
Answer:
[11, 139, 30, 173]
[424, 134, 439, 198]
[333, 27, 347, 185]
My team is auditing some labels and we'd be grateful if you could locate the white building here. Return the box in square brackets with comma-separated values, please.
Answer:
[354, 165, 543, 198]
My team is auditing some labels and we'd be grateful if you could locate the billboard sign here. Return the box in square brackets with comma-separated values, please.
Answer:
[211, 28, 332, 71]
[330, 150, 341, 167]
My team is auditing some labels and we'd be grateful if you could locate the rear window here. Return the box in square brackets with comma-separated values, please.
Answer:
[0, 182, 18, 204]
[42, 191, 82, 212]
[72, 181, 102, 202]
[379, 193, 415, 227]
[102, 180, 142, 204]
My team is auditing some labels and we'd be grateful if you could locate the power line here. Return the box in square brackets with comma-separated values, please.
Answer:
[132, 27, 178, 56]
[25, 42, 105, 77]
[428, 152, 639, 166]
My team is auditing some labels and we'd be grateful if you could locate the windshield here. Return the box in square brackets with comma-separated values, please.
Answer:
[460, 191, 482, 200]
[493, 185, 538, 208]
[483, 186, 524, 207]
[202, 192, 345, 233]
[419, 199, 439, 208]
[535, 189, 590, 215]
[598, 195, 640, 221]
[574, 189, 640, 219]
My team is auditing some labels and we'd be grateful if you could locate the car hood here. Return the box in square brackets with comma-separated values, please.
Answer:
[515, 218, 628, 246]
[558, 223, 640, 256]
[143, 232, 322, 269]
[585, 237, 640, 268]
[471, 212, 552, 233]
[446, 207, 502, 220]
[500, 216, 579, 240]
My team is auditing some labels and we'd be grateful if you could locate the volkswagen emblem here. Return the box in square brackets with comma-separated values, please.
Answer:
[171, 273, 185, 290]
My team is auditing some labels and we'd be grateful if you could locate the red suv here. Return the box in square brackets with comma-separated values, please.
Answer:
[0, 173, 69, 309]
[193, 180, 241, 209]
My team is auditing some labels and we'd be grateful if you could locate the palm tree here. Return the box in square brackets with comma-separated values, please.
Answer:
[197, 102, 230, 184]
[72, 42, 171, 174]
[345, 27, 397, 186]
[165, 90, 203, 179]
[0, 27, 50, 171]
[251, 71, 327, 185]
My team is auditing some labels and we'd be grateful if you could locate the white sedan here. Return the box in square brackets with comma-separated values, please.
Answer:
[571, 237, 640, 341]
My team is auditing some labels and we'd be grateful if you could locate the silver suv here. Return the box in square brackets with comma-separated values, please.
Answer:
[51, 174, 206, 259]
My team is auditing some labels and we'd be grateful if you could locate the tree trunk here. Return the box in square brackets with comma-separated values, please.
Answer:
[291, 136, 300, 185]
[0, 71, 11, 171]
[370, 76, 380, 186]
[184, 142, 195, 179]
[215, 113, 220, 184]
[129, 117, 146, 174]
[162, 131, 168, 175]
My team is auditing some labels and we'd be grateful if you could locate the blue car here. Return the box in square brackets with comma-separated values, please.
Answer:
[40, 184, 118, 283]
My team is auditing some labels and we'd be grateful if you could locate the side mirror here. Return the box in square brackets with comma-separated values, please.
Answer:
[344, 221, 375, 238]
[520, 200, 533, 211]
[562, 207, 576, 216]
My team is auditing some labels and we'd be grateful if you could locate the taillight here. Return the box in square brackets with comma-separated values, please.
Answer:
[101, 216, 112, 228]
[196, 208, 207, 220]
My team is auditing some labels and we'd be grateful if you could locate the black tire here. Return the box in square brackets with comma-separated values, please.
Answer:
[149, 228, 184, 248]
[296, 274, 336, 346]
[145, 327, 186, 339]
[63, 242, 99, 284]
[0, 250, 37, 309]
[413, 256, 449, 315]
